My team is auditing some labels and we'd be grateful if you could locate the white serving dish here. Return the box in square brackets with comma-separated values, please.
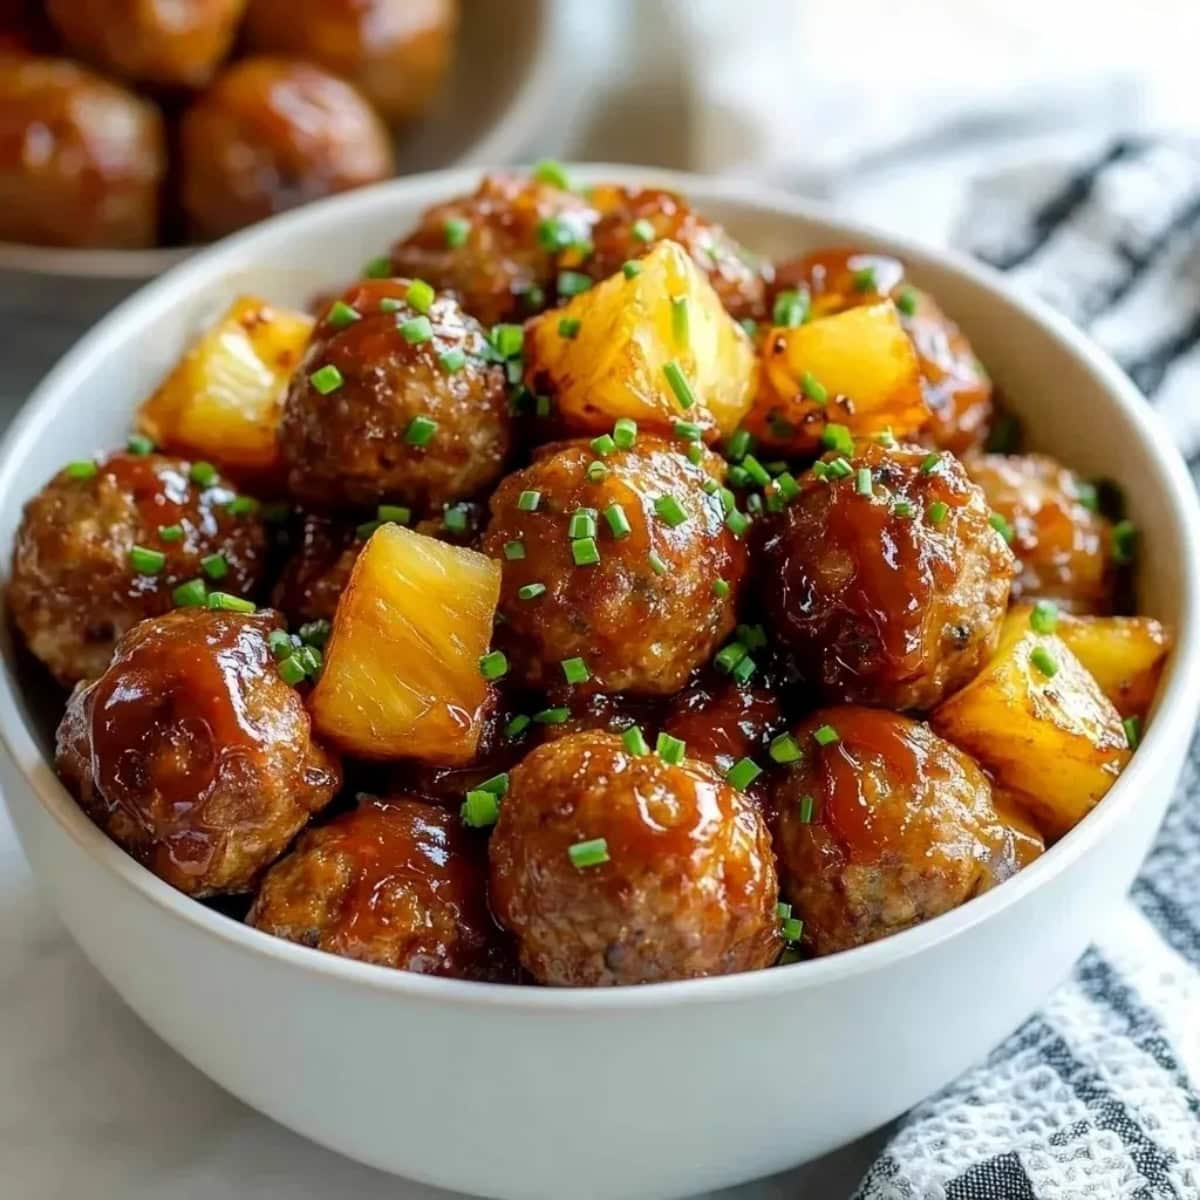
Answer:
[0, 165, 1197, 1200]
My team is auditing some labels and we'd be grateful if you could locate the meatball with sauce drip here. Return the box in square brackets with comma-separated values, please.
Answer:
[661, 672, 784, 777]
[248, 795, 514, 980]
[965, 453, 1116, 614]
[9, 451, 268, 686]
[55, 608, 341, 896]
[279, 278, 510, 514]
[760, 441, 1014, 711]
[481, 437, 745, 695]
[773, 707, 1043, 956]
[388, 172, 600, 326]
[270, 514, 359, 626]
[489, 731, 781, 986]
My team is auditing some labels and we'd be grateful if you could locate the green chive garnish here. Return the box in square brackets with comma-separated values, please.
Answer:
[299, 619, 331, 648]
[852, 265, 877, 291]
[769, 733, 803, 764]
[532, 158, 571, 189]
[557, 270, 591, 297]
[569, 508, 597, 539]
[821, 423, 854, 456]
[725, 757, 762, 791]
[856, 468, 873, 496]
[726, 429, 752, 461]
[1030, 599, 1059, 634]
[189, 461, 217, 487]
[405, 415, 438, 447]
[65, 460, 98, 480]
[268, 628, 294, 659]
[590, 433, 616, 457]
[310, 364, 344, 395]
[1031, 646, 1058, 678]
[989, 512, 1015, 544]
[558, 317, 582, 340]
[714, 642, 747, 674]
[158, 523, 183, 542]
[895, 286, 918, 316]
[399, 316, 433, 345]
[517, 582, 546, 601]
[663, 361, 695, 410]
[613, 417, 637, 449]
[674, 420, 703, 443]
[604, 503, 631, 539]
[743, 455, 771, 487]
[622, 260, 642, 279]
[561, 657, 590, 685]
[730, 655, 757, 684]
[327, 300, 360, 329]
[656, 731, 686, 765]
[277, 655, 307, 686]
[376, 503, 411, 525]
[127, 434, 154, 456]
[504, 714, 532, 738]
[172, 578, 206, 607]
[813, 724, 840, 747]
[1123, 715, 1142, 750]
[129, 545, 165, 575]
[568, 838, 609, 869]
[200, 552, 228, 580]
[654, 494, 688, 528]
[713, 578, 730, 599]
[920, 452, 943, 475]
[798, 794, 815, 823]
[1112, 519, 1137, 565]
[533, 707, 569, 725]
[443, 504, 470, 534]
[443, 217, 470, 248]
[772, 288, 809, 328]
[801, 371, 827, 405]
[671, 296, 689, 347]
[406, 279, 435, 314]
[206, 592, 255, 613]
[364, 255, 391, 279]
[438, 347, 466, 374]
[479, 650, 508, 680]
[517, 490, 540, 512]
[927, 500, 949, 525]
[631, 217, 655, 243]
[461, 790, 500, 829]
[571, 537, 600, 566]
[647, 550, 668, 575]
[726, 509, 750, 537]
[623, 725, 651, 755]
[776, 472, 800, 501]
[586, 461, 608, 483]
[503, 540, 526, 560]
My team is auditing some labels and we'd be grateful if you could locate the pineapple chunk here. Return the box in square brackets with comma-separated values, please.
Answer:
[139, 296, 313, 475]
[309, 524, 501, 763]
[524, 239, 758, 438]
[1051, 609, 1171, 718]
[931, 609, 1131, 840]
[745, 301, 927, 454]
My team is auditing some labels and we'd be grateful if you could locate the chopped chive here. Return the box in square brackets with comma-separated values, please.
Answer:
[327, 300, 360, 329]
[776, 472, 800, 501]
[399, 316, 433, 345]
[298, 619, 331, 648]
[504, 714, 532, 739]
[586, 461, 609, 483]
[490, 323, 524, 359]
[673, 420, 703, 443]
[726, 508, 750, 537]
[825, 457, 853, 480]
[687, 443, 704, 466]
[189, 460, 217, 487]
[671, 295, 689, 347]
[1112, 519, 1137, 565]
[309, 364, 344, 394]
[727, 465, 751, 488]
[356, 520, 381, 540]
[126, 434, 154, 455]
[443, 216, 470, 248]
[622, 260, 642, 279]
[363, 255, 391, 278]
[1073, 479, 1099, 512]
[663, 361, 695, 410]
[377, 503, 412, 525]
[268, 628, 293, 659]
[517, 490, 541, 512]
[743, 455, 771, 487]
[1030, 646, 1058, 678]
[158, 523, 183, 542]
[532, 158, 571, 189]
[590, 433, 616, 457]
[613, 417, 637, 449]
[631, 217, 655, 243]
[604, 503, 632, 539]
[769, 733, 803, 764]
[989, 512, 1015, 544]
[568, 837, 610, 869]
[277, 655, 307, 686]
[856, 467, 873, 496]
[478, 650, 508, 680]
[746, 494, 763, 518]
[812, 724, 840, 747]
[503, 540, 526, 560]
[780, 914, 804, 943]
[557, 270, 592, 297]
[656, 731, 686, 765]
[206, 592, 255, 613]
[798, 793, 815, 823]
[405, 279, 435, 314]
[648, 550, 668, 575]
[713, 578, 730, 599]
[558, 316, 582, 340]
[731, 654, 757, 684]
[738, 624, 767, 650]
[1030, 599, 1059, 634]
[1123, 715, 1142, 750]
[461, 789, 500, 829]
[476, 772, 509, 797]
[294, 645, 322, 676]
[895, 286, 918, 316]
[172, 578, 206, 607]
[654, 494, 688, 528]
[568, 508, 597, 539]
[434, 345, 465, 375]
[877, 428, 897, 448]
[227, 495, 258, 517]
[725, 757, 762, 791]
[702, 478, 720, 496]
[379, 298, 402, 313]
[65, 460, 98, 480]
[852, 265, 877, 291]
[443, 503, 470, 534]
[517, 582, 545, 601]
[533, 706, 570, 725]
[927, 501, 949, 525]
[129, 545, 166, 575]
[919, 451, 943, 475]
[571, 536, 600, 566]
[200, 552, 228, 580]
[714, 641, 747, 674]
[801, 371, 827, 405]
[405, 415, 438, 447]
[623, 725, 651, 755]
[537, 215, 575, 252]
[772, 288, 809, 328]
[821, 423, 854, 456]
[726, 429, 752, 461]
[561, 656, 590, 685]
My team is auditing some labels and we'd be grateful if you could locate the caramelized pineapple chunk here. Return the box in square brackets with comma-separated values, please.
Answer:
[524, 239, 758, 439]
[139, 295, 313, 475]
[745, 301, 927, 455]
[1051, 610, 1171, 719]
[309, 523, 501, 763]
[931, 610, 1131, 840]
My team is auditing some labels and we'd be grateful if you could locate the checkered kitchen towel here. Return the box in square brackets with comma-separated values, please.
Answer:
[856, 138, 1200, 1200]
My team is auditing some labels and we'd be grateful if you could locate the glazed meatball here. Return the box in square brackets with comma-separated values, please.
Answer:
[244, 0, 457, 126]
[661, 672, 783, 777]
[481, 437, 746, 694]
[772, 707, 1042, 956]
[0, 56, 165, 249]
[586, 184, 770, 321]
[55, 608, 341, 896]
[9, 451, 268, 686]
[489, 731, 781, 986]
[248, 795, 513, 979]
[760, 441, 1014, 711]
[389, 172, 600, 326]
[271, 514, 359, 625]
[180, 56, 394, 241]
[46, 0, 246, 87]
[966, 453, 1115, 614]
[770, 249, 993, 454]
[280, 279, 510, 513]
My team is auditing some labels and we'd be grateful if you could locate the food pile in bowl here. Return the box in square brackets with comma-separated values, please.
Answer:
[0, 0, 457, 248]
[8, 163, 1171, 988]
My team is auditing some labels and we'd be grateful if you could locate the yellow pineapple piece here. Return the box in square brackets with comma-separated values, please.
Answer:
[1051, 610, 1171, 719]
[309, 523, 501, 764]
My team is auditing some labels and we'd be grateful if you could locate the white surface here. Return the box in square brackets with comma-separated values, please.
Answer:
[1, 166, 1198, 1200]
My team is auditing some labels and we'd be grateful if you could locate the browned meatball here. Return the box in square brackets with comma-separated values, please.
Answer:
[389, 172, 600, 326]
[481, 438, 746, 695]
[9, 451, 268, 686]
[180, 56, 394, 241]
[271, 514, 359, 625]
[773, 707, 1043, 956]
[280, 279, 510, 513]
[489, 731, 781, 986]
[0, 56, 165, 249]
[770, 249, 993, 454]
[586, 184, 770, 321]
[248, 794, 513, 979]
[760, 441, 1014, 711]
[966, 453, 1115, 614]
[55, 608, 341, 896]
[244, 0, 457, 126]
[46, 0, 246, 87]
[661, 672, 783, 777]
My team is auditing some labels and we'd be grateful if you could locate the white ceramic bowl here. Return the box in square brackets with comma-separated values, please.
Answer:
[1, 166, 1198, 1200]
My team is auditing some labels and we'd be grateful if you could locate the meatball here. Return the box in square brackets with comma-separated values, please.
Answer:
[965, 453, 1115, 614]
[248, 795, 513, 979]
[772, 707, 1042, 956]
[280, 279, 509, 513]
[55, 608, 341, 896]
[661, 672, 783, 777]
[389, 172, 600, 326]
[489, 731, 781, 986]
[46, 0, 246, 87]
[586, 184, 770, 321]
[244, 0, 457, 126]
[760, 441, 1014, 711]
[180, 56, 394, 241]
[271, 514, 359, 625]
[481, 437, 746, 695]
[0, 56, 165, 249]
[9, 451, 268, 686]
[770, 249, 993, 454]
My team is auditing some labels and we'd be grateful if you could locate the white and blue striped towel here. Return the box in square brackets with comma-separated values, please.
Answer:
[857, 137, 1200, 1200]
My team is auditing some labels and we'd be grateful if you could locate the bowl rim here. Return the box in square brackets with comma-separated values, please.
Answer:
[2, 162, 1199, 1013]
